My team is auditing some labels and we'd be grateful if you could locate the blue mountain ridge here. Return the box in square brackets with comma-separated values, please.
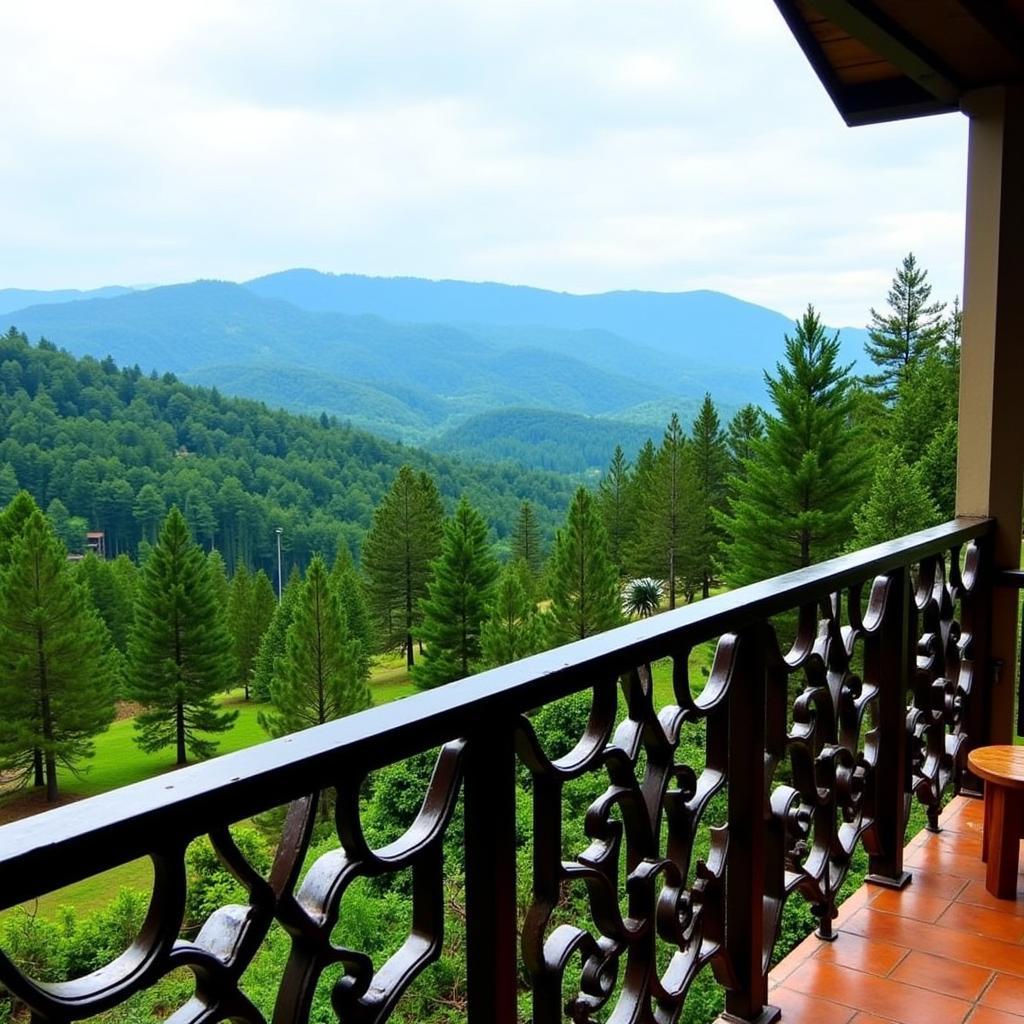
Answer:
[1, 272, 872, 471]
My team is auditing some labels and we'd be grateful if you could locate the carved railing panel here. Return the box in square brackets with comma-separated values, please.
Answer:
[0, 519, 995, 1024]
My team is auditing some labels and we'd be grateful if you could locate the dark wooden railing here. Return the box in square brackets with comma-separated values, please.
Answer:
[0, 518, 996, 1024]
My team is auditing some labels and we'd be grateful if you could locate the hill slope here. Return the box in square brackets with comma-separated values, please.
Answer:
[431, 408, 659, 475]
[3, 271, 873, 472]
[245, 269, 869, 372]
[0, 286, 133, 316]
[9, 281, 664, 431]
[0, 328, 577, 574]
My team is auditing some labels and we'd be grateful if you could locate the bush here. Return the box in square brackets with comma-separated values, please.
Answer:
[184, 826, 271, 929]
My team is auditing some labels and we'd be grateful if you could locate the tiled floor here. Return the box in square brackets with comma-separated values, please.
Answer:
[764, 795, 1024, 1023]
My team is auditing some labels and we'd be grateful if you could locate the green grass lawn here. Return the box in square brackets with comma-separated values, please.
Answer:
[7, 660, 418, 810]
[2, 661, 421, 921]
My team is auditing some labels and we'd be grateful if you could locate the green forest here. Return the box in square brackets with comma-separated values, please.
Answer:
[0, 329, 579, 573]
[0, 253, 962, 1023]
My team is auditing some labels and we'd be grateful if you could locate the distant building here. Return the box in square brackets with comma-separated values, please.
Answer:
[85, 531, 106, 558]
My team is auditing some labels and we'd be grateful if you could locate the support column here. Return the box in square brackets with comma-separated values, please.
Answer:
[957, 86, 1024, 744]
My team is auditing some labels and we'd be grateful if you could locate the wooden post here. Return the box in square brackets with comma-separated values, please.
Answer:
[957, 86, 1024, 744]
[463, 724, 518, 1024]
[722, 626, 780, 1024]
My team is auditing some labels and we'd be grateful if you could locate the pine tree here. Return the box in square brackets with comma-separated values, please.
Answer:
[75, 553, 134, 652]
[631, 414, 697, 608]
[206, 549, 232, 614]
[0, 491, 47, 787]
[865, 252, 947, 400]
[258, 555, 370, 738]
[511, 500, 544, 580]
[720, 306, 867, 586]
[853, 450, 940, 548]
[362, 465, 444, 667]
[690, 394, 730, 599]
[0, 511, 115, 801]
[0, 463, 18, 505]
[132, 483, 165, 545]
[546, 487, 623, 645]
[227, 565, 274, 699]
[0, 490, 40, 567]
[726, 404, 764, 478]
[329, 545, 373, 684]
[251, 566, 301, 703]
[479, 560, 543, 669]
[621, 438, 657, 580]
[412, 497, 499, 689]
[597, 446, 633, 579]
[227, 567, 253, 678]
[918, 419, 958, 520]
[127, 507, 237, 763]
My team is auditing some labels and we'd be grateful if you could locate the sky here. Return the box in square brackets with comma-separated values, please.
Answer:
[0, 1, 968, 326]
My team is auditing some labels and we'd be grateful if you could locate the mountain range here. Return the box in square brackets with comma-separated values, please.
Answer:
[1, 271, 870, 472]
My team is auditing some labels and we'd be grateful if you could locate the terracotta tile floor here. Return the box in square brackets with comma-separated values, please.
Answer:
[763, 795, 1024, 1024]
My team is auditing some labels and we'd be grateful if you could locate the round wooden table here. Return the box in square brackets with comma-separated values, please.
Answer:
[967, 745, 1024, 900]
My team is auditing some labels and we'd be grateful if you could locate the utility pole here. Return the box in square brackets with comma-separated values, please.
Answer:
[275, 526, 283, 602]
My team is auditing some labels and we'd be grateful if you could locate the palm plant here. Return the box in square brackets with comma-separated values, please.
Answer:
[623, 577, 663, 619]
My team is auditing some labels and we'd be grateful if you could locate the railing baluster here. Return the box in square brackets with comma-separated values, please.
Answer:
[723, 624, 780, 1024]
[963, 534, 995, 792]
[866, 567, 913, 888]
[463, 723, 519, 1024]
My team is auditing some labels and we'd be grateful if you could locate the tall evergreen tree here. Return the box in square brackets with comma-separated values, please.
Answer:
[330, 545, 373, 685]
[227, 566, 275, 698]
[0, 491, 47, 785]
[132, 484, 165, 546]
[251, 566, 301, 703]
[690, 394, 730, 599]
[0, 511, 115, 801]
[0, 490, 39, 567]
[75, 553, 134, 655]
[46, 498, 86, 553]
[865, 252, 946, 399]
[631, 414, 697, 608]
[853, 449, 940, 548]
[726, 405, 764, 478]
[258, 555, 370, 738]
[206, 549, 232, 614]
[510, 499, 544, 580]
[621, 438, 657, 582]
[127, 507, 237, 763]
[412, 497, 499, 688]
[597, 445, 633, 579]
[479, 559, 543, 669]
[0, 463, 18, 506]
[362, 466, 444, 667]
[546, 487, 623, 645]
[720, 306, 867, 585]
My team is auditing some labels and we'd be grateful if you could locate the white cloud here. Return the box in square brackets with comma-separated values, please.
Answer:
[0, 0, 968, 325]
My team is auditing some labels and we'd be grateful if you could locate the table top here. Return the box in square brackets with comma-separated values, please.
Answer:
[968, 745, 1024, 789]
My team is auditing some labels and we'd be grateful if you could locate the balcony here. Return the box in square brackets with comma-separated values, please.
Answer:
[0, 516, 1010, 1024]
[768, 794, 1024, 1024]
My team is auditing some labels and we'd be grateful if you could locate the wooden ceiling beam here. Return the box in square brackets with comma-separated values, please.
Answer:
[804, 0, 963, 101]
[954, 0, 1024, 61]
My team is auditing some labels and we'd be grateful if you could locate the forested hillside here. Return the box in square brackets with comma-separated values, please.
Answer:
[0, 328, 576, 573]
[4, 274, 868, 465]
[432, 408, 657, 474]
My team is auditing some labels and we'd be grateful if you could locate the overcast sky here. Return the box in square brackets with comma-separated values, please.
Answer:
[1, 1, 968, 325]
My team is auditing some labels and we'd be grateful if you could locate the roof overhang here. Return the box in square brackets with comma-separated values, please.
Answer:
[773, 0, 1024, 126]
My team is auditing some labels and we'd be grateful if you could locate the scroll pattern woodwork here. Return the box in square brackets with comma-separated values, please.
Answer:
[0, 526, 992, 1024]
[910, 542, 983, 829]
[0, 742, 466, 1024]
[519, 660, 731, 1023]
